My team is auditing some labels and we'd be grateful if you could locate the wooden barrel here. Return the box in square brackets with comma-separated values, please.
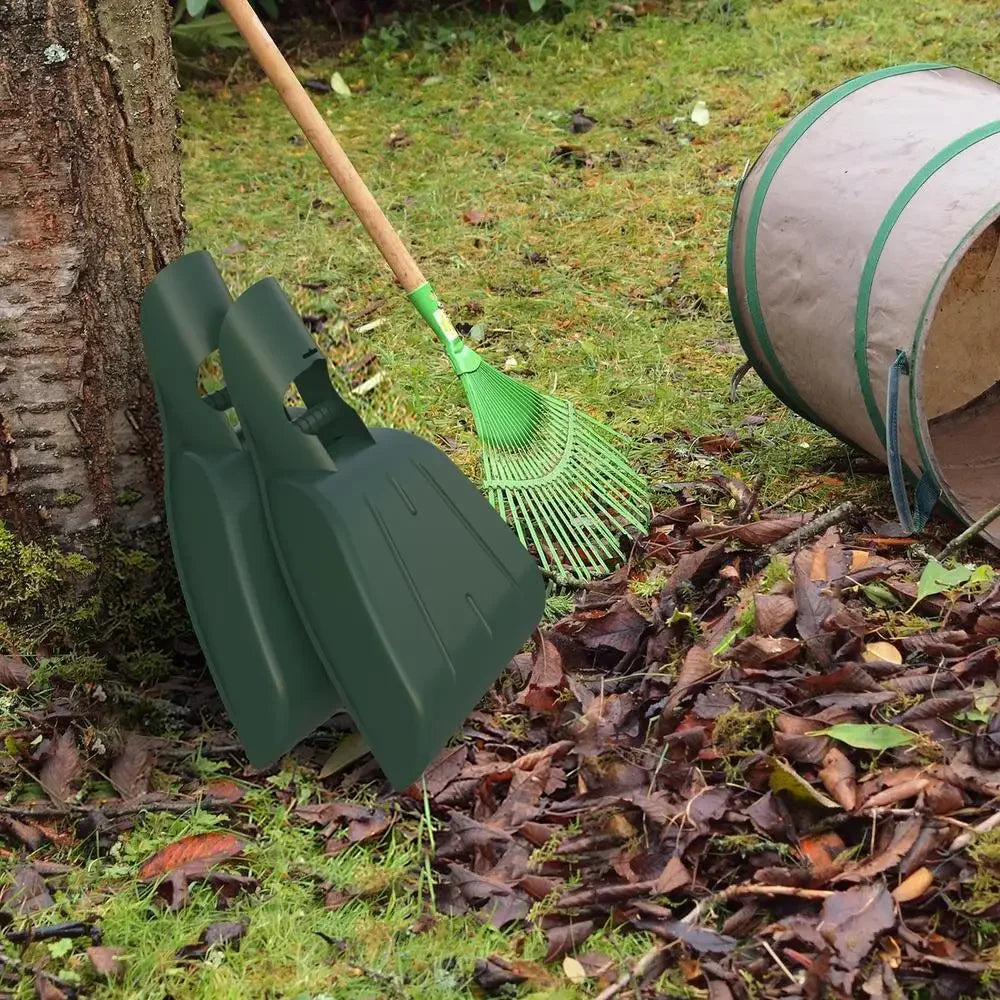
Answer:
[728, 63, 1000, 544]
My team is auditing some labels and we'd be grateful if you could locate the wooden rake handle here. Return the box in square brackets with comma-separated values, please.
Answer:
[217, 0, 427, 293]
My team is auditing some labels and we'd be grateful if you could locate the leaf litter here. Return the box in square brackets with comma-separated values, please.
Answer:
[400, 486, 1000, 997]
[6, 484, 1000, 996]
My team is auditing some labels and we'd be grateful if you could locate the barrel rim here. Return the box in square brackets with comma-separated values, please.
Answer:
[909, 200, 1000, 542]
[741, 62, 951, 435]
[854, 120, 1000, 450]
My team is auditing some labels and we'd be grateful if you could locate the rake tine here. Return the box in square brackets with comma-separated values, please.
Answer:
[456, 360, 648, 580]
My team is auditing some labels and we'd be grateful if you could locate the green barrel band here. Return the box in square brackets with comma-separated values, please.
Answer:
[742, 62, 950, 429]
[855, 119, 1000, 446]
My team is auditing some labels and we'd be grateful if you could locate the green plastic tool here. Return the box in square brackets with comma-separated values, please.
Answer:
[217, 277, 546, 790]
[217, 0, 650, 582]
[140, 252, 341, 767]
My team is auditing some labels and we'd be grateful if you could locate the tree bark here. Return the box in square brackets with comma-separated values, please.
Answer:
[0, 0, 184, 542]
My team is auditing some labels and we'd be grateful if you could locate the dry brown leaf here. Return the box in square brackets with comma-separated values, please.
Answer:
[839, 817, 923, 882]
[516, 634, 566, 712]
[37, 730, 81, 804]
[138, 832, 245, 881]
[0, 653, 30, 689]
[754, 593, 797, 636]
[850, 550, 872, 571]
[892, 867, 933, 903]
[653, 855, 690, 894]
[109, 732, 154, 800]
[34, 975, 68, 1000]
[725, 635, 801, 667]
[203, 779, 245, 804]
[0, 865, 53, 915]
[819, 747, 858, 811]
[87, 946, 125, 980]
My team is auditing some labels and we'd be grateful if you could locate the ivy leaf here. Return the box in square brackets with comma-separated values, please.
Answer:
[916, 558, 973, 602]
[808, 723, 914, 751]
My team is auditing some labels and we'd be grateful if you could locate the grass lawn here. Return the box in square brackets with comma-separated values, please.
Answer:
[6, 0, 1000, 996]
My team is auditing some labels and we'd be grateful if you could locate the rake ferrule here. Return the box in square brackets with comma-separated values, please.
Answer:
[408, 281, 481, 376]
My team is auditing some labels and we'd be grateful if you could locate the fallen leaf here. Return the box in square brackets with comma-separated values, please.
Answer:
[892, 866, 933, 902]
[33, 975, 67, 1000]
[818, 883, 896, 974]
[691, 100, 711, 126]
[516, 634, 566, 712]
[839, 816, 923, 882]
[863, 641, 902, 665]
[917, 559, 973, 601]
[138, 832, 245, 881]
[570, 109, 596, 133]
[809, 723, 913, 751]
[462, 209, 494, 226]
[770, 757, 840, 809]
[0, 864, 53, 914]
[203, 779, 244, 804]
[563, 955, 587, 983]
[319, 731, 370, 779]
[653, 855, 690, 893]
[649, 920, 737, 954]
[177, 920, 248, 960]
[571, 598, 649, 655]
[725, 635, 801, 667]
[109, 732, 154, 800]
[473, 956, 553, 990]
[329, 71, 352, 96]
[819, 747, 858, 811]
[544, 918, 596, 962]
[0, 816, 47, 851]
[0, 653, 30, 688]
[755, 593, 798, 636]
[87, 946, 125, 980]
[37, 730, 81, 804]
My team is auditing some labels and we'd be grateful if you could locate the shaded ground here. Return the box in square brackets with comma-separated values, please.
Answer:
[6, 0, 1000, 997]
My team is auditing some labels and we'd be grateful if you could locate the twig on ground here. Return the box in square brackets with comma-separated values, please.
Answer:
[949, 806, 1000, 853]
[5, 922, 99, 945]
[593, 940, 676, 1000]
[937, 500, 1000, 562]
[761, 940, 798, 984]
[681, 884, 834, 926]
[0, 797, 237, 821]
[758, 477, 822, 516]
[769, 502, 858, 555]
[0, 952, 79, 998]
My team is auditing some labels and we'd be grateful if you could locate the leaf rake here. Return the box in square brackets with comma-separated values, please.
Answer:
[220, 0, 651, 579]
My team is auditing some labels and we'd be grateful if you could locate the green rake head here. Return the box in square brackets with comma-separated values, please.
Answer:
[463, 360, 649, 580]
[408, 282, 650, 580]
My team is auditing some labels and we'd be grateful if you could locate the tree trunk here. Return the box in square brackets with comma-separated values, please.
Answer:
[0, 0, 184, 542]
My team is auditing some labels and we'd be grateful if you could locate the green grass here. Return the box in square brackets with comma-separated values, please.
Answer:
[2, 773, 653, 999]
[12, 0, 1000, 996]
[177, 0, 1000, 511]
